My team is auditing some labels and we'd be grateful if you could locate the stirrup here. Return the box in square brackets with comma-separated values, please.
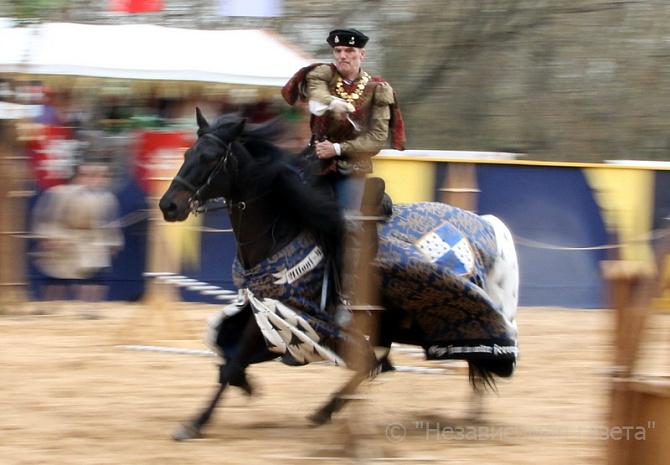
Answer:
[334, 299, 353, 326]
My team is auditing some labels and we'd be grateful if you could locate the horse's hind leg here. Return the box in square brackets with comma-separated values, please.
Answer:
[173, 317, 272, 441]
[308, 336, 384, 425]
[307, 369, 370, 425]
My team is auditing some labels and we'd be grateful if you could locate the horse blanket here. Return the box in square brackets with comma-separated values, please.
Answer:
[376, 202, 518, 363]
[207, 202, 518, 368]
[207, 231, 356, 367]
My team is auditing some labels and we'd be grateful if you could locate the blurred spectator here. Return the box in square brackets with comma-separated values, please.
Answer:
[32, 161, 124, 308]
[34, 87, 62, 126]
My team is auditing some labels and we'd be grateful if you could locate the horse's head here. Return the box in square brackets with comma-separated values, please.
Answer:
[159, 108, 246, 222]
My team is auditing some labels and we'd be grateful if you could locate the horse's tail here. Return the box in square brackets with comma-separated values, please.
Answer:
[468, 359, 516, 393]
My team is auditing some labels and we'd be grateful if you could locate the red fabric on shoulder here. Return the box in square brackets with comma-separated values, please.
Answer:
[372, 77, 406, 151]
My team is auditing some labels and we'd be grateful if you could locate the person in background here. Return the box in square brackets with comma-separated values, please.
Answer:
[72, 162, 124, 303]
[282, 28, 406, 213]
[34, 86, 62, 126]
[32, 162, 124, 309]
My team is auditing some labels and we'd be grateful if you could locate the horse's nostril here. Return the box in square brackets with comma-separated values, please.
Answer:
[158, 197, 181, 221]
[159, 197, 173, 213]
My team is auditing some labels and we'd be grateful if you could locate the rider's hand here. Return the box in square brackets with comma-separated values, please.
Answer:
[315, 140, 338, 160]
[329, 99, 355, 114]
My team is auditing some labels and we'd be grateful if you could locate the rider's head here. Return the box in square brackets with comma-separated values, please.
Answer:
[327, 29, 368, 81]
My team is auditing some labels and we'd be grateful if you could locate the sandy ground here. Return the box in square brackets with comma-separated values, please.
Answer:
[1, 300, 669, 465]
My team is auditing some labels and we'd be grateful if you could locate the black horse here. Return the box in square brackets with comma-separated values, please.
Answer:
[159, 109, 519, 440]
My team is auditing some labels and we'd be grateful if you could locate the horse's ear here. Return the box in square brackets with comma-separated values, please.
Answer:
[232, 118, 247, 137]
[195, 107, 208, 129]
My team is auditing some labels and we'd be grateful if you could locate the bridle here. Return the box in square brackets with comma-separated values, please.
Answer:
[169, 129, 277, 253]
[171, 129, 282, 269]
[172, 132, 233, 216]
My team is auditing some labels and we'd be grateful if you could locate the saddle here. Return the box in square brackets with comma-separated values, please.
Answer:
[361, 176, 393, 220]
[294, 142, 393, 221]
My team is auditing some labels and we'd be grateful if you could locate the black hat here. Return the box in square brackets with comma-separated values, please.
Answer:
[327, 29, 369, 48]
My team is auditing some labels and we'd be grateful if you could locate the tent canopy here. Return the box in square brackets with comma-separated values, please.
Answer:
[0, 101, 39, 119]
[0, 22, 314, 87]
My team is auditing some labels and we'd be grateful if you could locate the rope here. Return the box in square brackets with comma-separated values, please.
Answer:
[512, 226, 670, 252]
[19, 198, 670, 251]
[117, 344, 452, 375]
[193, 226, 233, 233]
[13, 208, 152, 239]
[106, 209, 151, 228]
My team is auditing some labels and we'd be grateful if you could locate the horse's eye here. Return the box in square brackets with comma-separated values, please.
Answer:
[200, 151, 219, 165]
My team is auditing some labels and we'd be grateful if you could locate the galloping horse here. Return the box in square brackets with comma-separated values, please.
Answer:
[159, 109, 519, 440]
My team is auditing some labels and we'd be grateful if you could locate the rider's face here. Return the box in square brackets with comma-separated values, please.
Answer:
[333, 46, 366, 80]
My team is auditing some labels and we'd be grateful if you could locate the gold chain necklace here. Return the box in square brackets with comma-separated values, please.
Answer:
[334, 72, 370, 104]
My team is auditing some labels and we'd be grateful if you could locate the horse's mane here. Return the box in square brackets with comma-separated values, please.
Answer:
[212, 114, 345, 258]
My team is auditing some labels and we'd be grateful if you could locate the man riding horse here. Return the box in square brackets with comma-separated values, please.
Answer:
[159, 29, 517, 441]
[282, 28, 405, 213]
[282, 28, 406, 317]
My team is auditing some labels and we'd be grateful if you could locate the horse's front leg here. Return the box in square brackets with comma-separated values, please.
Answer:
[172, 316, 273, 441]
[173, 383, 227, 440]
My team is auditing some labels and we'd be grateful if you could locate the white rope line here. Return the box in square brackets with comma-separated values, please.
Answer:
[513, 226, 670, 251]
[19, 201, 670, 252]
[196, 226, 233, 233]
[136, 275, 453, 373]
[266, 455, 443, 462]
[117, 344, 452, 375]
[118, 345, 216, 357]
[107, 209, 151, 228]
[15, 208, 153, 240]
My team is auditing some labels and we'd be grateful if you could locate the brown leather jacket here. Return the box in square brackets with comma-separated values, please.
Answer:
[282, 63, 405, 176]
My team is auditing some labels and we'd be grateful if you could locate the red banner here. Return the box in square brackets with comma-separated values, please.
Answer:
[110, 0, 164, 13]
[133, 130, 193, 195]
[28, 125, 78, 191]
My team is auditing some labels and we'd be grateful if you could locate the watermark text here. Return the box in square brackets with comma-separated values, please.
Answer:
[384, 421, 656, 443]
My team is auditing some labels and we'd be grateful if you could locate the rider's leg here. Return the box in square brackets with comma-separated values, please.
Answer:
[332, 175, 366, 212]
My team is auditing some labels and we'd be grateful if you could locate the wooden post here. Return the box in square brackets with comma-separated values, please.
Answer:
[0, 120, 31, 312]
[336, 178, 388, 459]
[438, 162, 480, 212]
[601, 260, 656, 377]
[651, 227, 670, 312]
[601, 260, 658, 465]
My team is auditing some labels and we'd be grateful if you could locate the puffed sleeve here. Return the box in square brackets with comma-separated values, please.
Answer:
[339, 82, 395, 159]
[304, 64, 337, 106]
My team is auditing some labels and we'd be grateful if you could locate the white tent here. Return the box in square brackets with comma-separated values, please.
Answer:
[0, 26, 35, 74]
[0, 101, 39, 119]
[0, 22, 314, 87]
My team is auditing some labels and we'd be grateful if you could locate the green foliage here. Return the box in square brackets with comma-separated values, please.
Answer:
[7, 0, 69, 20]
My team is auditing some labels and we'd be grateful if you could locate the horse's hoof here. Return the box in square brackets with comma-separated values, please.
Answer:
[232, 378, 254, 396]
[172, 423, 203, 441]
[307, 410, 332, 426]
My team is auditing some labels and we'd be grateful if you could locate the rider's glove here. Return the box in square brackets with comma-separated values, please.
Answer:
[329, 98, 355, 114]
